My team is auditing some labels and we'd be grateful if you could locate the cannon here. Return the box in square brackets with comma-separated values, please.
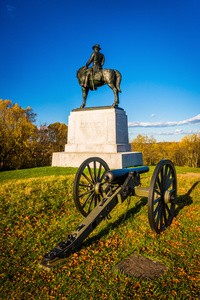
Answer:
[39, 157, 177, 270]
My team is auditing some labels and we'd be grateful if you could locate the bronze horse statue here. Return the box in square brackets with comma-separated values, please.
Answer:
[77, 66, 122, 108]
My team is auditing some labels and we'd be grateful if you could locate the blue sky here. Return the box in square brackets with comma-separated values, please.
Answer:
[0, 0, 200, 142]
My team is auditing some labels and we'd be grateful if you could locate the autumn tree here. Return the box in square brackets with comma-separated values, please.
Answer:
[179, 133, 200, 167]
[0, 99, 37, 169]
[131, 133, 200, 167]
[48, 122, 68, 152]
[165, 142, 184, 166]
[32, 122, 68, 167]
[0, 100, 68, 170]
[131, 134, 157, 165]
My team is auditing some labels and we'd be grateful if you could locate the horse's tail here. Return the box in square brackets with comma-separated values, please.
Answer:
[114, 70, 122, 93]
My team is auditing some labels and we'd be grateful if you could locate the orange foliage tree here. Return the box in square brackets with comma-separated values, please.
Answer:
[0, 100, 68, 170]
[0, 99, 37, 169]
[179, 133, 200, 167]
[131, 134, 200, 167]
[32, 123, 68, 167]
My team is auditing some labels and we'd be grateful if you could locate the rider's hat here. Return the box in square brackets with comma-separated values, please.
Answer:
[92, 44, 101, 50]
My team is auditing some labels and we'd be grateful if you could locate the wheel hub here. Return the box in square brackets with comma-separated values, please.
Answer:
[164, 190, 172, 204]
[94, 182, 101, 194]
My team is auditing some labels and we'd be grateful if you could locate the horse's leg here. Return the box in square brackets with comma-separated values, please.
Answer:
[80, 87, 89, 108]
[107, 83, 119, 107]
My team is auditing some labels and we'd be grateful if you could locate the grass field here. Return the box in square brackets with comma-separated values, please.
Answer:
[0, 166, 200, 299]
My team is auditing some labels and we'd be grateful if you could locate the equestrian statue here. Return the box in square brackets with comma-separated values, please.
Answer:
[76, 44, 122, 108]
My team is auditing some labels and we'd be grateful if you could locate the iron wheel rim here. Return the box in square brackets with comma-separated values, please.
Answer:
[73, 157, 109, 217]
[148, 159, 177, 233]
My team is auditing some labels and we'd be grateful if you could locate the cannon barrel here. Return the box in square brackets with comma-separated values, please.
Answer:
[104, 166, 149, 184]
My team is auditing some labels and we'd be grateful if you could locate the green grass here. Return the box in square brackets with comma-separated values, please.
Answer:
[0, 166, 78, 183]
[0, 166, 200, 299]
[0, 165, 199, 183]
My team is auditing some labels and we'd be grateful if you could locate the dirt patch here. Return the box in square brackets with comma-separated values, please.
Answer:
[178, 173, 200, 178]
[112, 254, 167, 279]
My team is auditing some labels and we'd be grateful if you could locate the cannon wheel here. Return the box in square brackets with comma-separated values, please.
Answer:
[148, 159, 177, 233]
[73, 157, 110, 217]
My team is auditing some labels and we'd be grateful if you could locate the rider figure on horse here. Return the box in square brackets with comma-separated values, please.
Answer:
[84, 44, 105, 88]
[77, 44, 121, 108]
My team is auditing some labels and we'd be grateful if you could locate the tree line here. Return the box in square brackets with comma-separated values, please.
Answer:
[131, 134, 200, 168]
[1, 99, 199, 170]
[0, 100, 68, 170]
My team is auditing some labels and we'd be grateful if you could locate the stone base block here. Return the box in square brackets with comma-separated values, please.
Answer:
[52, 152, 143, 169]
[65, 143, 131, 153]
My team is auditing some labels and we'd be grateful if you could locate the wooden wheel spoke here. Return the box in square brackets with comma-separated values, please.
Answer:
[87, 194, 95, 214]
[94, 161, 97, 182]
[148, 160, 177, 233]
[79, 188, 94, 199]
[87, 164, 95, 183]
[99, 171, 106, 182]
[155, 188, 161, 196]
[73, 157, 109, 217]
[154, 200, 161, 218]
[154, 196, 161, 205]
[97, 163, 102, 181]
[160, 168, 164, 190]
[82, 191, 95, 209]
[99, 175, 105, 182]
[165, 203, 171, 216]
[163, 165, 169, 188]
[157, 176, 161, 192]
[100, 181, 107, 186]
[160, 205, 165, 230]
[79, 183, 91, 188]
[95, 194, 101, 206]
[155, 203, 162, 228]
[166, 176, 175, 190]
[159, 204, 164, 231]
[166, 168, 172, 185]
[82, 172, 94, 185]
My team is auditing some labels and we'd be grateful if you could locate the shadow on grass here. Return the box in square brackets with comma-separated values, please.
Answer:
[174, 181, 199, 217]
[83, 181, 200, 248]
[83, 197, 147, 248]
[59, 181, 199, 259]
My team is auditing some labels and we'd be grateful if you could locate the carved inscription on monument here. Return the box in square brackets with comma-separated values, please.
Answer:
[80, 122, 101, 129]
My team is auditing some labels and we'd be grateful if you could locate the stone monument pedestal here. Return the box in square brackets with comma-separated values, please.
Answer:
[52, 106, 143, 169]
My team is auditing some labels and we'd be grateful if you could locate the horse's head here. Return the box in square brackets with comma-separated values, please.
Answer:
[77, 66, 87, 86]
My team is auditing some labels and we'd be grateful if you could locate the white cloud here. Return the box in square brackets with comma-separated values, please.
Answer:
[156, 129, 200, 136]
[128, 114, 200, 127]
[151, 114, 156, 118]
